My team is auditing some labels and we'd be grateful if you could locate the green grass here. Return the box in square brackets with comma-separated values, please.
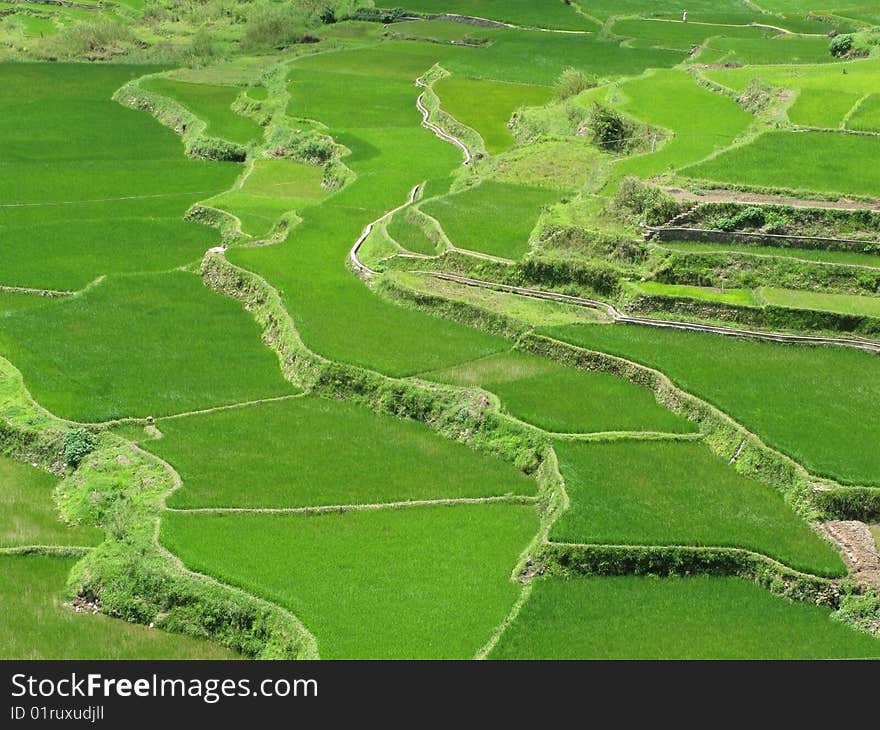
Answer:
[147, 397, 535, 508]
[391, 271, 600, 327]
[433, 76, 553, 154]
[577, 0, 765, 24]
[396, 0, 598, 30]
[421, 180, 559, 259]
[0, 456, 102, 548]
[543, 322, 880, 485]
[871, 524, 880, 550]
[386, 19, 491, 42]
[0, 292, 59, 314]
[788, 89, 862, 128]
[161, 504, 538, 659]
[847, 93, 880, 133]
[632, 281, 759, 307]
[142, 78, 263, 145]
[206, 159, 328, 238]
[551, 440, 846, 575]
[0, 556, 235, 659]
[762, 287, 880, 318]
[478, 138, 606, 190]
[0, 63, 240, 291]
[0, 271, 295, 422]
[423, 351, 696, 434]
[704, 35, 836, 65]
[387, 209, 440, 255]
[659, 240, 880, 269]
[683, 131, 880, 198]
[607, 69, 753, 181]
[491, 575, 880, 659]
[704, 57, 880, 103]
[612, 18, 772, 51]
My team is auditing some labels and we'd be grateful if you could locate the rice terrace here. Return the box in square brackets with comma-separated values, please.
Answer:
[3, 0, 880, 664]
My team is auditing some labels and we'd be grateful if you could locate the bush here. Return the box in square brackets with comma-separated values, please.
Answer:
[53, 18, 134, 59]
[709, 206, 788, 233]
[243, 2, 309, 49]
[62, 428, 98, 468]
[613, 177, 679, 226]
[188, 28, 217, 61]
[555, 67, 597, 100]
[319, 6, 337, 24]
[587, 102, 630, 152]
[830, 34, 853, 57]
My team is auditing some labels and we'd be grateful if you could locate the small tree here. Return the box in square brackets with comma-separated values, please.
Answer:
[588, 102, 630, 152]
[830, 34, 853, 57]
[63, 428, 98, 468]
[555, 67, 597, 100]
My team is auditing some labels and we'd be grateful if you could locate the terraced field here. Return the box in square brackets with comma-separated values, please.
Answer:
[2, 1, 879, 663]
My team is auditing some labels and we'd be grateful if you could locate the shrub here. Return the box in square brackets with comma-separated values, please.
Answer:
[52, 18, 134, 59]
[319, 6, 337, 24]
[188, 28, 217, 61]
[243, 2, 309, 49]
[830, 34, 853, 57]
[613, 177, 679, 226]
[63, 428, 98, 468]
[555, 67, 597, 101]
[587, 102, 630, 152]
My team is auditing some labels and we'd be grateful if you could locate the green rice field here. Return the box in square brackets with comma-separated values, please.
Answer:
[149, 397, 535, 508]
[423, 351, 696, 434]
[491, 576, 880, 659]
[421, 180, 559, 259]
[2, 5, 878, 662]
[161, 504, 537, 659]
[0, 556, 236, 659]
[550, 440, 846, 576]
[544, 323, 880, 485]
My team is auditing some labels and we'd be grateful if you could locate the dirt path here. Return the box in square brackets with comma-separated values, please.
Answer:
[663, 186, 880, 212]
[819, 521, 880, 591]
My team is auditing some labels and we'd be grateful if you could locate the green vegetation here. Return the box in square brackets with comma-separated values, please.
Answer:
[148, 397, 535, 508]
[477, 139, 606, 191]
[544, 323, 880, 485]
[608, 69, 753, 181]
[162, 504, 537, 659]
[705, 35, 836, 65]
[871, 524, 880, 550]
[396, 0, 598, 30]
[424, 351, 696, 434]
[388, 209, 441, 256]
[0, 272, 294, 422]
[389, 271, 601, 327]
[612, 18, 772, 51]
[434, 76, 553, 154]
[0, 556, 235, 659]
[142, 78, 263, 145]
[421, 180, 559, 259]
[491, 576, 880, 659]
[762, 287, 880, 318]
[658, 241, 880, 270]
[551, 440, 845, 575]
[0, 456, 102, 548]
[788, 88, 863, 128]
[847, 93, 880, 132]
[206, 159, 329, 238]
[0, 63, 239, 291]
[630, 281, 759, 307]
[683, 131, 880, 198]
